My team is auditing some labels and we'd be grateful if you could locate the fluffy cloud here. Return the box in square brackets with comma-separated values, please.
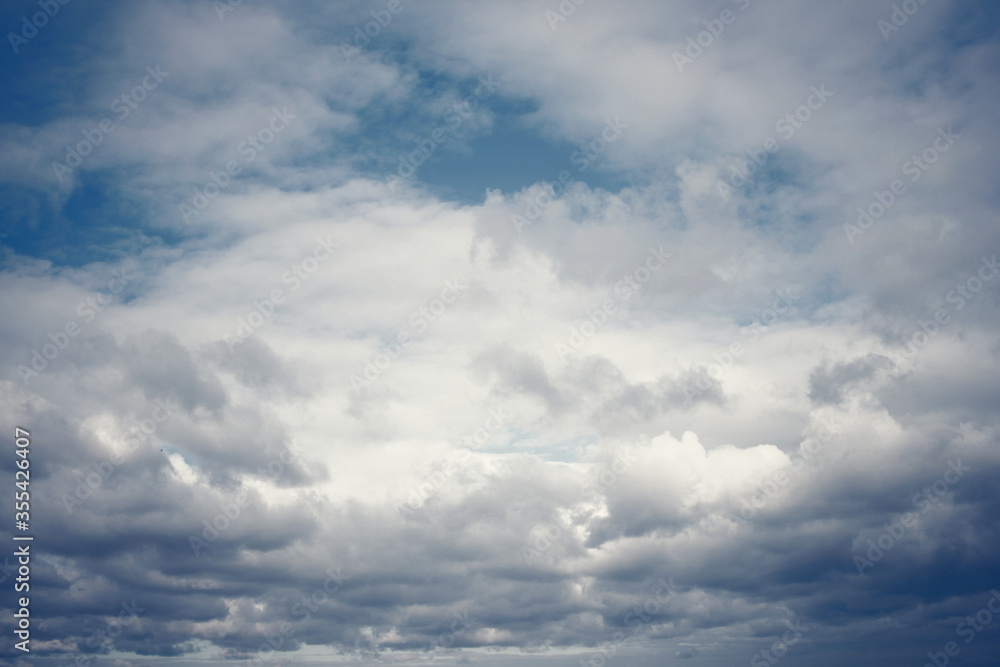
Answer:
[1, 1, 999, 665]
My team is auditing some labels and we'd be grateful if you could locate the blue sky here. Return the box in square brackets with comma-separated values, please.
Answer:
[0, 2, 629, 265]
[2, 1, 1000, 665]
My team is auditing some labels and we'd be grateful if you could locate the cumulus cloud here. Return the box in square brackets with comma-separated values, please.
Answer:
[1, 1, 999, 665]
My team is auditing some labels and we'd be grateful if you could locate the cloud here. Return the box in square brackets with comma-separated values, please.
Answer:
[1, 1, 1000, 665]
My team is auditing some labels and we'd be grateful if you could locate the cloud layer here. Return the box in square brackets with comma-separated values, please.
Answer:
[1, 1, 1000, 665]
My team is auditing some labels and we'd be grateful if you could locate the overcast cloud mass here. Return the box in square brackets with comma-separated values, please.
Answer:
[1, 1, 1000, 665]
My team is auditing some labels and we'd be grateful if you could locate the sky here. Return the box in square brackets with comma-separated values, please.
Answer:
[1, 0, 1000, 665]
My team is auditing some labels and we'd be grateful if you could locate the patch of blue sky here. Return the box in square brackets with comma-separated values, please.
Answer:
[499, 430, 597, 462]
[0, 1, 109, 124]
[0, 174, 174, 268]
[347, 66, 634, 203]
[415, 119, 634, 206]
